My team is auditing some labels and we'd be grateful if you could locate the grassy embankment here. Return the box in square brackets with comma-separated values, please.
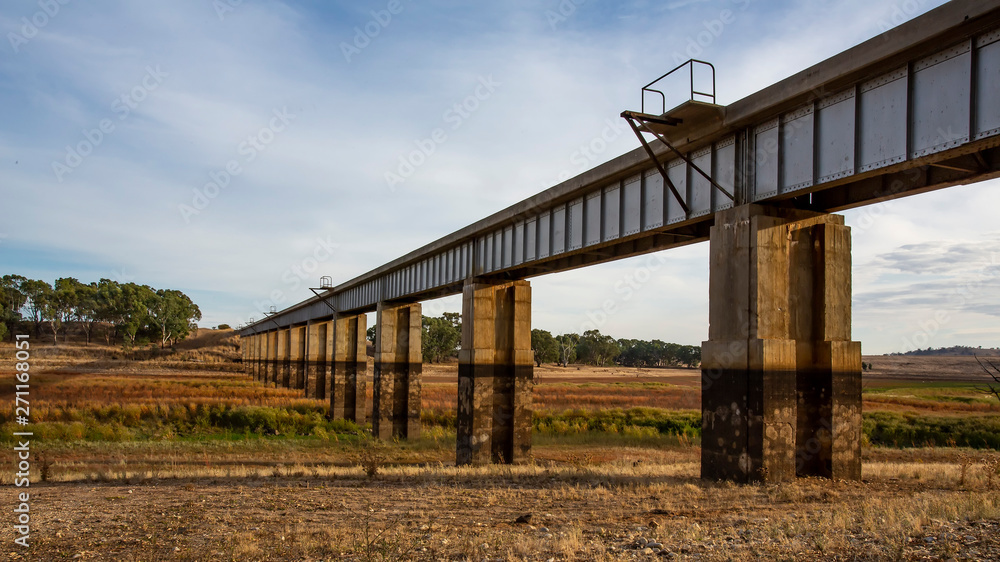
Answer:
[2, 334, 1000, 464]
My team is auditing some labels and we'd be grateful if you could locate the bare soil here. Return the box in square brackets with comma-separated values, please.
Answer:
[862, 354, 998, 384]
[1, 343, 999, 560]
[3, 456, 999, 561]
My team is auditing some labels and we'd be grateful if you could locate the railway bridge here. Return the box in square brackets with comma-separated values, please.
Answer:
[239, 0, 1000, 482]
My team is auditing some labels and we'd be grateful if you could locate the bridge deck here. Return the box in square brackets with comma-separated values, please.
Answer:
[242, 0, 1000, 334]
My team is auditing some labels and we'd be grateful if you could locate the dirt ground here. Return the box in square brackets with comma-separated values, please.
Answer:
[862, 354, 999, 384]
[425, 353, 996, 387]
[2, 346, 999, 560]
[3, 454, 999, 561]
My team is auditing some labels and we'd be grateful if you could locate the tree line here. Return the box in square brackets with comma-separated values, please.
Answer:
[364, 312, 701, 368]
[365, 312, 462, 364]
[0, 275, 202, 348]
[530, 329, 701, 368]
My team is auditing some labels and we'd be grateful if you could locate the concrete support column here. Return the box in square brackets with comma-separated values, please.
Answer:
[290, 326, 306, 391]
[262, 332, 271, 386]
[790, 218, 862, 480]
[259, 333, 267, 384]
[250, 334, 258, 381]
[253, 334, 266, 381]
[277, 328, 291, 388]
[305, 321, 328, 399]
[457, 280, 533, 465]
[701, 205, 861, 483]
[373, 303, 421, 440]
[331, 314, 368, 423]
[241, 335, 248, 375]
[267, 331, 278, 387]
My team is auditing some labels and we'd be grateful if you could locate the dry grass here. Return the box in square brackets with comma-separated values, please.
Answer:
[2, 341, 1000, 559]
[423, 382, 700, 417]
[4, 454, 999, 560]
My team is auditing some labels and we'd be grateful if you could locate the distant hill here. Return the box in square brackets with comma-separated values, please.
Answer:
[890, 345, 1000, 357]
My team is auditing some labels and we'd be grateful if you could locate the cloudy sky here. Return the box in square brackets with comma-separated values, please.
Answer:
[2, 0, 998, 354]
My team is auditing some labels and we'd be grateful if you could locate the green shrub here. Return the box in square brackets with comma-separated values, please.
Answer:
[863, 412, 1000, 449]
[533, 408, 701, 437]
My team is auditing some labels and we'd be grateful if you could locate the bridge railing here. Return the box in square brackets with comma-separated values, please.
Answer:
[641, 59, 716, 115]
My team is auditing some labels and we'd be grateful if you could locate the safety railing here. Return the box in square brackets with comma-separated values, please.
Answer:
[641, 59, 716, 115]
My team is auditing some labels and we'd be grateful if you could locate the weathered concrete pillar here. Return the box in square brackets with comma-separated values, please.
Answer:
[457, 280, 533, 465]
[260, 333, 266, 382]
[305, 321, 328, 399]
[373, 303, 421, 440]
[277, 328, 291, 388]
[257, 333, 267, 382]
[790, 218, 863, 480]
[240, 335, 246, 374]
[252, 334, 260, 381]
[701, 205, 861, 483]
[331, 314, 368, 423]
[290, 325, 306, 391]
[266, 331, 278, 387]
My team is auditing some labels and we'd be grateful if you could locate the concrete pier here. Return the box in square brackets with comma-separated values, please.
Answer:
[331, 314, 368, 423]
[277, 328, 291, 388]
[267, 331, 278, 387]
[305, 321, 328, 399]
[290, 326, 306, 391]
[373, 303, 421, 440]
[251, 334, 259, 381]
[700, 205, 862, 483]
[457, 280, 533, 465]
[251, 334, 264, 381]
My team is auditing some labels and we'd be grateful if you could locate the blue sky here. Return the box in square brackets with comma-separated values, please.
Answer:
[2, 0, 998, 354]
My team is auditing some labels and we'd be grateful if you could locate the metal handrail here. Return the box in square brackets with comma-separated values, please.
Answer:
[642, 59, 716, 115]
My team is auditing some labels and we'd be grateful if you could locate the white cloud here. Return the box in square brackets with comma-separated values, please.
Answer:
[2, 0, 996, 353]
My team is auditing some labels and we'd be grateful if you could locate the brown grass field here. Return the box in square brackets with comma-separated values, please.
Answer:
[0, 330, 998, 560]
